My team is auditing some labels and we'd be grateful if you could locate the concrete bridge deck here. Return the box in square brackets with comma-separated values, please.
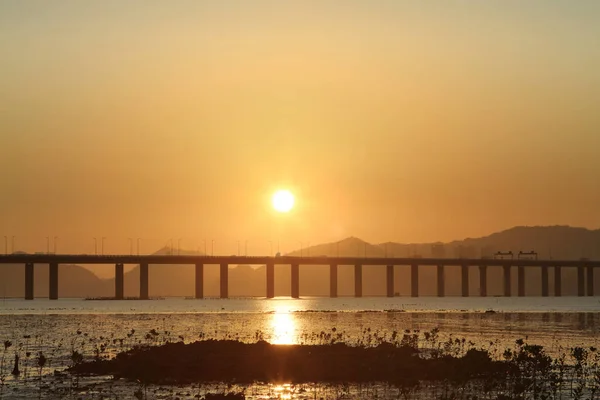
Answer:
[1, 255, 598, 300]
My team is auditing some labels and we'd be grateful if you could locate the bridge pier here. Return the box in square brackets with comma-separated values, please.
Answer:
[411, 265, 419, 297]
[554, 266, 562, 296]
[587, 266, 594, 296]
[25, 263, 34, 300]
[195, 263, 204, 299]
[461, 265, 469, 297]
[517, 266, 525, 297]
[577, 266, 585, 297]
[437, 265, 445, 297]
[329, 264, 338, 298]
[266, 263, 275, 298]
[479, 265, 487, 297]
[49, 262, 58, 300]
[140, 263, 149, 300]
[291, 263, 299, 298]
[220, 263, 229, 299]
[354, 264, 362, 297]
[503, 265, 511, 297]
[115, 263, 124, 300]
[541, 266, 549, 297]
[386, 265, 394, 297]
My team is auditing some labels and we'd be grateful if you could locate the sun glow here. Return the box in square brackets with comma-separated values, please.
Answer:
[272, 189, 295, 213]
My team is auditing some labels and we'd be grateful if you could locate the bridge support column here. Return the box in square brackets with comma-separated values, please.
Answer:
[354, 264, 362, 298]
[479, 265, 487, 297]
[577, 266, 585, 297]
[266, 263, 275, 298]
[541, 266, 549, 297]
[49, 263, 58, 300]
[554, 266, 562, 297]
[25, 263, 34, 300]
[411, 265, 419, 297]
[461, 265, 469, 297]
[291, 264, 299, 299]
[329, 264, 338, 298]
[503, 265, 511, 297]
[518, 266, 525, 297]
[220, 263, 229, 299]
[587, 266, 594, 296]
[195, 263, 204, 299]
[115, 263, 124, 300]
[386, 265, 394, 297]
[140, 263, 149, 300]
[437, 265, 445, 297]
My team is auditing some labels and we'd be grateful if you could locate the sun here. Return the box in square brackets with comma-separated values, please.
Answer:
[272, 189, 295, 213]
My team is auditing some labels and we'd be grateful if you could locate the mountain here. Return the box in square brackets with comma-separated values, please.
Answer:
[1, 226, 598, 298]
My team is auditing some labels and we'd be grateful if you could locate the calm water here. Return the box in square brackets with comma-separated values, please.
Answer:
[0, 297, 599, 399]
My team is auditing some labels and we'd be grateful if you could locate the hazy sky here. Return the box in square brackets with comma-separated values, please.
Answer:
[1, 1, 599, 256]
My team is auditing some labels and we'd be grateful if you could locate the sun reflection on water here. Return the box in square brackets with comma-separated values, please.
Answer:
[272, 383, 293, 399]
[270, 305, 297, 345]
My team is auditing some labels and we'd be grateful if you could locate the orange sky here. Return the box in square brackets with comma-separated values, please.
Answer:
[1, 1, 599, 256]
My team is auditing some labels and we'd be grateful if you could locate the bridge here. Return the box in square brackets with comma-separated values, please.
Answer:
[0, 254, 598, 299]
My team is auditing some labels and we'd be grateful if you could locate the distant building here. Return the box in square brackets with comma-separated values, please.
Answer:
[454, 245, 477, 258]
[480, 245, 496, 259]
[431, 243, 445, 258]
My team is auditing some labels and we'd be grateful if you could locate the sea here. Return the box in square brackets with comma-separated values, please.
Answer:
[0, 296, 599, 399]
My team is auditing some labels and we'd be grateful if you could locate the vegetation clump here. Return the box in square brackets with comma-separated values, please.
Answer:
[69, 337, 505, 385]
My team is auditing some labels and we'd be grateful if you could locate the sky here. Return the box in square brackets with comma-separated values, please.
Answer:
[1, 1, 599, 257]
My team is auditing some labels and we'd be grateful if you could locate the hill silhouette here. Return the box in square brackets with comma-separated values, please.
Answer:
[0, 226, 598, 298]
